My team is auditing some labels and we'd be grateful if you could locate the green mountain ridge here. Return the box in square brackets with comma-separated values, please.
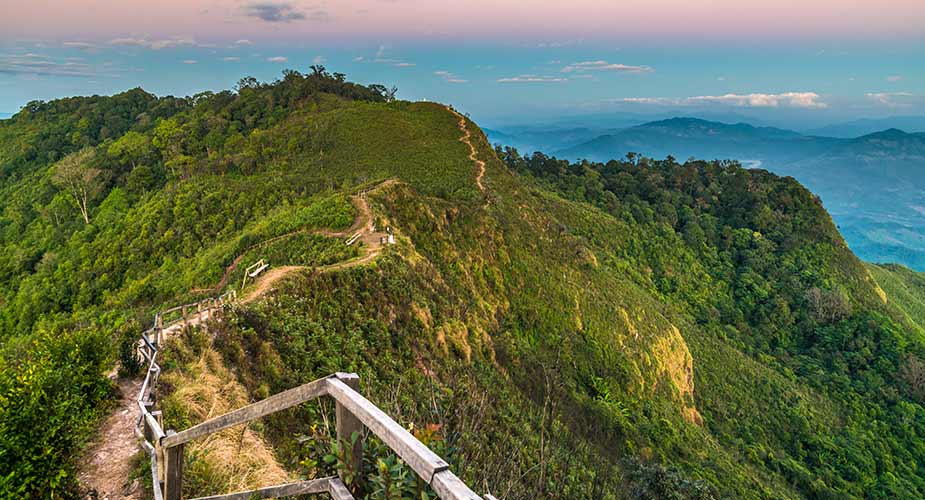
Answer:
[487, 117, 925, 271]
[1, 71, 924, 499]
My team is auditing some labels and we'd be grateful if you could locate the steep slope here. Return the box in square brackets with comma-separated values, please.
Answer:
[1, 72, 924, 499]
[868, 263, 925, 335]
[547, 119, 925, 270]
[776, 129, 925, 270]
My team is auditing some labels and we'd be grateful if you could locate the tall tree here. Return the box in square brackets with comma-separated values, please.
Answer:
[108, 131, 153, 170]
[51, 148, 102, 224]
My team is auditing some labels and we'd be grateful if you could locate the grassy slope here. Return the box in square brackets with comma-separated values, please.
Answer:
[197, 103, 922, 498]
[868, 263, 925, 336]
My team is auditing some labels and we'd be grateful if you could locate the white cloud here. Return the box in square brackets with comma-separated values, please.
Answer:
[434, 70, 467, 83]
[267, 56, 288, 62]
[109, 36, 198, 50]
[498, 74, 568, 83]
[313, 55, 326, 64]
[610, 92, 828, 109]
[866, 92, 917, 107]
[235, 39, 253, 45]
[223, 56, 241, 62]
[354, 46, 414, 68]
[182, 59, 198, 64]
[0, 53, 109, 77]
[562, 60, 653, 73]
[886, 75, 902, 82]
[62, 41, 97, 51]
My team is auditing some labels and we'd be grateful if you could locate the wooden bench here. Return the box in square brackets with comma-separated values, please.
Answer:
[248, 261, 269, 277]
[241, 259, 269, 289]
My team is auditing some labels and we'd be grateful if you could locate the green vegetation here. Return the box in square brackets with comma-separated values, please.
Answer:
[1, 69, 923, 499]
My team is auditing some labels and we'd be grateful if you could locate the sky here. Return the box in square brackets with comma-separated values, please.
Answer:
[1, 0, 923, 129]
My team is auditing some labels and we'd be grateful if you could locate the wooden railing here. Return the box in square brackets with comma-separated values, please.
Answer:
[135, 291, 237, 500]
[134, 292, 491, 500]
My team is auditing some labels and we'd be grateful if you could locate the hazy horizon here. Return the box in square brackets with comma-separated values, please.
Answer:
[2, 0, 923, 128]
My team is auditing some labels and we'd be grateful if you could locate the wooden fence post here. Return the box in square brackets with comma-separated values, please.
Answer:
[334, 373, 364, 488]
[164, 430, 184, 500]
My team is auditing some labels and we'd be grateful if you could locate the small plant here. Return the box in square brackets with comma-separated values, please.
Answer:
[118, 328, 143, 377]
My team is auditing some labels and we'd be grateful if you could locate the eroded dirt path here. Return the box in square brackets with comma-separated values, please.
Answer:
[194, 181, 396, 298]
[447, 107, 487, 195]
[80, 182, 395, 494]
[78, 377, 144, 500]
[240, 182, 395, 304]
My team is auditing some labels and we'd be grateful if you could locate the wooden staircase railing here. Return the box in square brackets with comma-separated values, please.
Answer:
[135, 292, 490, 500]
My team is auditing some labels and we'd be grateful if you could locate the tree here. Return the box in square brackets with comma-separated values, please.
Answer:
[900, 355, 925, 403]
[108, 131, 153, 170]
[51, 148, 103, 224]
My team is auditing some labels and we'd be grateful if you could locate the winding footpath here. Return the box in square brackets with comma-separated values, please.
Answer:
[78, 182, 397, 497]
[239, 181, 396, 304]
[447, 107, 487, 196]
[77, 377, 144, 500]
[77, 109, 482, 494]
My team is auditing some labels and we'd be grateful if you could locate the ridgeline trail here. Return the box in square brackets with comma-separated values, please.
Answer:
[189, 184, 383, 296]
[240, 180, 396, 304]
[77, 181, 397, 498]
[447, 107, 487, 196]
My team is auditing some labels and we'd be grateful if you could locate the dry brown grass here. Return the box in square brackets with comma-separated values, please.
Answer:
[161, 344, 291, 496]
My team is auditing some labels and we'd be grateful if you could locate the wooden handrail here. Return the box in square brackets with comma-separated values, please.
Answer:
[135, 290, 487, 500]
[162, 377, 329, 448]
[190, 476, 353, 500]
[324, 377, 452, 481]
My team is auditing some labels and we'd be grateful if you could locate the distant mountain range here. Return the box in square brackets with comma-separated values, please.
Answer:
[806, 116, 925, 138]
[487, 117, 925, 270]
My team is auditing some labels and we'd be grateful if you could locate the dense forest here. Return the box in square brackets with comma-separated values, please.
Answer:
[0, 69, 923, 499]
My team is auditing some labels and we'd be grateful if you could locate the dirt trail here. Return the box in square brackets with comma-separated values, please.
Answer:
[79, 182, 394, 494]
[240, 182, 395, 304]
[193, 182, 393, 296]
[447, 107, 487, 195]
[78, 377, 144, 500]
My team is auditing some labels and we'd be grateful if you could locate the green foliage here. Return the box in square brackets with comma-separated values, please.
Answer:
[1, 69, 923, 499]
[0, 325, 113, 497]
[0, 70, 397, 496]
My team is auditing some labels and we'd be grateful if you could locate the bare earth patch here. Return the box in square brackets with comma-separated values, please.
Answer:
[77, 377, 144, 500]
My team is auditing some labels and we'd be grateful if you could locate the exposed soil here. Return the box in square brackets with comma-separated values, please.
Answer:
[77, 377, 144, 500]
[78, 181, 398, 495]
[448, 107, 487, 195]
[239, 181, 395, 304]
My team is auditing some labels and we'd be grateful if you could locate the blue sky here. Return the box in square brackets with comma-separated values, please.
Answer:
[2, 1, 923, 129]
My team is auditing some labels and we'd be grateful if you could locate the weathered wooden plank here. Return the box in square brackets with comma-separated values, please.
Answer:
[163, 432, 183, 500]
[325, 377, 451, 481]
[139, 440, 165, 500]
[430, 470, 483, 500]
[189, 477, 334, 500]
[327, 477, 356, 500]
[142, 409, 166, 441]
[163, 377, 328, 448]
[334, 373, 364, 484]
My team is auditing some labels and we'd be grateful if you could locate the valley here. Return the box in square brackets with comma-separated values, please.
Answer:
[488, 118, 925, 271]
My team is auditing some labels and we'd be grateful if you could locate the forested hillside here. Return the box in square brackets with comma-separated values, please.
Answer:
[1, 70, 923, 499]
